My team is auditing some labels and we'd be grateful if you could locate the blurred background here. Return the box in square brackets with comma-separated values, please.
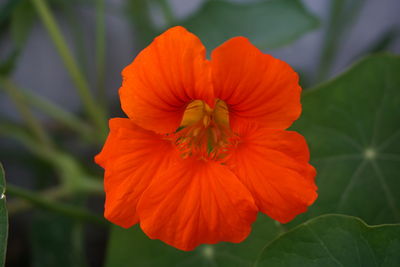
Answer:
[0, 0, 399, 266]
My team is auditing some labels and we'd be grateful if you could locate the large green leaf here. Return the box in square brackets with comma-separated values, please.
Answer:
[255, 214, 400, 266]
[181, 0, 319, 50]
[0, 163, 8, 267]
[291, 54, 400, 225]
[106, 214, 281, 267]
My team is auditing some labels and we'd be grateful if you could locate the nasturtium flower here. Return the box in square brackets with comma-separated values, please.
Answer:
[95, 26, 317, 251]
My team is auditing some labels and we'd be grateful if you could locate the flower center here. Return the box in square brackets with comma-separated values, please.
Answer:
[174, 99, 236, 161]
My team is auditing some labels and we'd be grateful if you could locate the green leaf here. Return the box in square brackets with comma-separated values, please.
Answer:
[181, 0, 319, 50]
[0, 163, 8, 267]
[255, 214, 400, 267]
[106, 214, 282, 267]
[292, 54, 400, 225]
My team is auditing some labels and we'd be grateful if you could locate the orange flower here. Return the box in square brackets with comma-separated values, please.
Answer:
[95, 26, 317, 251]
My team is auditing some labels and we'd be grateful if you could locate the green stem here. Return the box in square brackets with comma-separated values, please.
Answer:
[0, 122, 59, 165]
[127, 0, 158, 47]
[95, 0, 107, 108]
[7, 184, 107, 225]
[71, 222, 89, 267]
[0, 77, 54, 150]
[17, 87, 96, 143]
[157, 0, 175, 26]
[0, 122, 103, 196]
[317, 0, 364, 82]
[7, 185, 69, 214]
[64, 4, 89, 77]
[30, 0, 107, 136]
[317, 1, 342, 82]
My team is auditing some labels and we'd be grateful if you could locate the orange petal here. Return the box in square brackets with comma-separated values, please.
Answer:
[120, 26, 213, 134]
[95, 118, 179, 228]
[226, 123, 317, 223]
[137, 158, 257, 251]
[211, 37, 301, 131]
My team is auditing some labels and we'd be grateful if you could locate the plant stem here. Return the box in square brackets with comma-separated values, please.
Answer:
[95, 0, 107, 108]
[126, 0, 158, 47]
[0, 120, 103, 192]
[7, 185, 69, 214]
[64, 4, 89, 77]
[0, 122, 59, 165]
[18, 87, 96, 143]
[317, 0, 364, 82]
[7, 184, 106, 225]
[157, 0, 175, 26]
[30, 0, 107, 137]
[0, 77, 54, 150]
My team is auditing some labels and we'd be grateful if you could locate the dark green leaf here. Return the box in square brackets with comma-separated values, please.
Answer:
[256, 214, 400, 267]
[106, 214, 282, 267]
[0, 163, 8, 267]
[181, 0, 319, 50]
[292, 54, 400, 225]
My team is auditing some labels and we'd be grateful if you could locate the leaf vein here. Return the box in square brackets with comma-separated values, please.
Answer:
[307, 226, 344, 267]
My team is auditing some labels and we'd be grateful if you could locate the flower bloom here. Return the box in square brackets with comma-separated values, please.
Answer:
[95, 26, 317, 251]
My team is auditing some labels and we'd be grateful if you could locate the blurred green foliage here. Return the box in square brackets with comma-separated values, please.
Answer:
[182, 0, 319, 50]
[0, 0, 399, 266]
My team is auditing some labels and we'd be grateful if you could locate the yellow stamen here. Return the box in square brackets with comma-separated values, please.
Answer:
[176, 99, 233, 160]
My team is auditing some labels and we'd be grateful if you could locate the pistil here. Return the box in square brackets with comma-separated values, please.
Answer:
[174, 99, 235, 161]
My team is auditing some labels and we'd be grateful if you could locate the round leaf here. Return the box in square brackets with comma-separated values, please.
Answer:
[256, 214, 400, 267]
[292, 54, 400, 225]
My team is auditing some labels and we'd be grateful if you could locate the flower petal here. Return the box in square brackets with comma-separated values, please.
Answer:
[211, 37, 301, 131]
[137, 158, 257, 251]
[226, 123, 317, 223]
[120, 26, 213, 134]
[95, 118, 179, 228]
